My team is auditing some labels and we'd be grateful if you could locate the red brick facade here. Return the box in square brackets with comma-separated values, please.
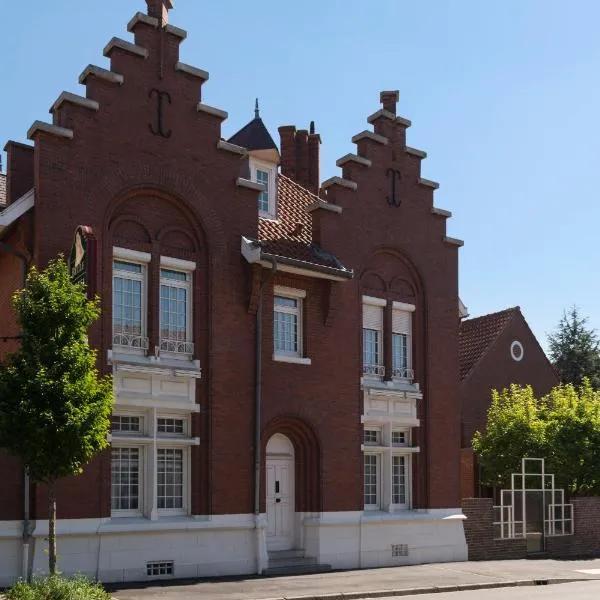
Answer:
[0, 1, 468, 580]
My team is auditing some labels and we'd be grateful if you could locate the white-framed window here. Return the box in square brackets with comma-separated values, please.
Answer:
[363, 297, 385, 379]
[251, 158, 277, 218]
[110, 410, 195, 519]
[112, 248, 150, 353]
[363, 428, 382, 446]
[392, 455, 408, 507]
[392, 302, 415, 382]
[364, 454, 380, 509]
[392, 429, 409, 447]
[111, 446, 142, 515]
[159, 256, 195, 357]
[273, 286, 307, 361]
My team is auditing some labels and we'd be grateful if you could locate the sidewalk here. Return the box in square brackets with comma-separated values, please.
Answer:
[111, 558, 600, 600]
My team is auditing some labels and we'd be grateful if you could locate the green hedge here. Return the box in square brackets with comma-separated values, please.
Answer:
[6, 576, 111, 600]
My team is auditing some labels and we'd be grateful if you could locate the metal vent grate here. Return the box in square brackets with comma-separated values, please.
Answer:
[146, 560, 174, 577]
[391, 543, 409, 557]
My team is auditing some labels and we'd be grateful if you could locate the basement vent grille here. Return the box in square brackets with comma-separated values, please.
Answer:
[391, 544, 409, 557]
[146, 560, 174, 577]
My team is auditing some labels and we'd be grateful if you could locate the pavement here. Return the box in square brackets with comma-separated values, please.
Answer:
[111, 558, 600, 600]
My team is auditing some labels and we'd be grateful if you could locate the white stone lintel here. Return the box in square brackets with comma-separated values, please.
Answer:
[165, 24, 187, 39]
[175, 62, 209, 81]
[27, 121, 74, 141]
[367, 109, 412, 128]
[351, 130, 388, 146]
[444, 236, 464, 247]
[217, 140, 247, 156]
[127, 12, 159, 32]
[197, 103, 228, 120]
[50, 91, 99, 114]
[306, 200, 343, 214]
[419, 177, 440, 190]
[405, 146, 427, 159]
[322, 176, 358, 192]
[103, 37, 149, 59]
[336, 153, 372, 168]
[79, 65, 124, 86]
[431, 207, 452, 218]
[237, 178, 266, 192]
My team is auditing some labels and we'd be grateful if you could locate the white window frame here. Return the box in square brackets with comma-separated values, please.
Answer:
[392, 301, 415, 382]
[391, 454, 410, 509]
[112, 247, 151, 354]
[251, 158, 277, 219]
[159, 256, 195, 359]
[155, 446, 189, 516]
[362, 296, 386, 379]
[363, 453, 381, 511]
[273, 286, 311, 365]
[111, 445, 144, 517]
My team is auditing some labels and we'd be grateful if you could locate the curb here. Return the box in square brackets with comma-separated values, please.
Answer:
[260, 577, 587, 600]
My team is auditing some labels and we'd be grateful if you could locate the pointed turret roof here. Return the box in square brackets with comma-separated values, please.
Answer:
[228, 100, 278, 152]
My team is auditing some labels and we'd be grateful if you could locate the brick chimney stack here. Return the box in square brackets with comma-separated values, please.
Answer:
[380, 90, 399, 115]
[146, 0, 173, 24]
[278, 122, 321, 195]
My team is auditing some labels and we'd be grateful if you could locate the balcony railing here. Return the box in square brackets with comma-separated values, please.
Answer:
[392, 367, 414, 382]
[160, 338, 194, 356]
[363, 364, 385, 378]
[113, 332, 149, 350]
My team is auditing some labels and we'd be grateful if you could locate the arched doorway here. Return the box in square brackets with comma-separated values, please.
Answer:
[266, 433, 295, 551]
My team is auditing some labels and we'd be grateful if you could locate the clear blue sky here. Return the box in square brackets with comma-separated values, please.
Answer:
[2, 0, 599, 352]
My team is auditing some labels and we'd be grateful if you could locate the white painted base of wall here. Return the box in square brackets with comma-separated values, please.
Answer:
[0, 509, 467, 586]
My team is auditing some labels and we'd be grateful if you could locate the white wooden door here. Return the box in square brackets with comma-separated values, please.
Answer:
[266, 454, 294, 550]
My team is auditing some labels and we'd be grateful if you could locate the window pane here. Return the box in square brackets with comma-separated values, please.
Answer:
[113, 276, 142, 335]
[274, 296, 297, 309]
[274, 310, 298, 354]
[363, 429, 381, 445]
[392, 455, 407, 505]
[114, 260, 142, 274]
[157, 449, 184, 509]
[392, 333, 409, 376]
[160, 284, 187, 341]
[160, 268, 188, 282]
[363, 329, 380, 366]
[257, 170, 269, 213]
[111, 415, 141, 433]
[157, 418, 185, 435]
[111, 448, 140, 511]
[364, 455, 379, 507]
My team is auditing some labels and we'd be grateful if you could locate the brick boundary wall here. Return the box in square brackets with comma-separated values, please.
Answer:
[462, 497, 600, 561]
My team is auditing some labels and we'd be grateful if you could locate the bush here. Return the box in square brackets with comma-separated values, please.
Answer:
[6, 576, 111, 600]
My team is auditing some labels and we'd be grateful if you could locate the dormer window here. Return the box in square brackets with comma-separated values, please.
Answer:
[251, 158, 277, 218]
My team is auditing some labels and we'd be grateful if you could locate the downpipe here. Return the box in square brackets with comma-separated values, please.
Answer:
[254, 258, 277, 574]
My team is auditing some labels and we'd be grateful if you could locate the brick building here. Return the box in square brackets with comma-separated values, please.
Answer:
[0, 0, 468, 584]
[459, 307, 558, 499]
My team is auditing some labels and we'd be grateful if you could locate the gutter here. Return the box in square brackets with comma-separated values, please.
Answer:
[254, 257, 277, 574]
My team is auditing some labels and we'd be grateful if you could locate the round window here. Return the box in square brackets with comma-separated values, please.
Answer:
[510, 341, 524, 362]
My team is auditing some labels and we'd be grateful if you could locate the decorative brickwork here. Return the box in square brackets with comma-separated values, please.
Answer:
[546, 497, 600, 558]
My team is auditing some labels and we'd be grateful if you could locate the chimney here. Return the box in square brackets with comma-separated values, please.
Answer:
[380, 90, 399, 115]
[146, 0, 173, 24]
[3, 141, 34, 206]
[278, 122, 321, 194]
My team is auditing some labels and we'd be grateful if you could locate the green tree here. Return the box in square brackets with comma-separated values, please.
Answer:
[0, 257, 113, 576]
[473, 382, 600, 495]
[548, 307, 600, 389]
[473, 384, 547, 489]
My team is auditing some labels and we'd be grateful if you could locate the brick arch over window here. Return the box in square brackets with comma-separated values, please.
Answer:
[262, 416, 321, 513]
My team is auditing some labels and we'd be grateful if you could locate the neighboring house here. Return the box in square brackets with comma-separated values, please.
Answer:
[0, 0, 468, 585]
[459, 307, 558, 499]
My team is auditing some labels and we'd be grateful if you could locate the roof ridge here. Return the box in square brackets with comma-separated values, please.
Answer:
[461, 306, 520, 326]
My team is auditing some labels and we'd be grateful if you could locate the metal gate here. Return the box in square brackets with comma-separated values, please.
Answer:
[493, 458, 573, 551]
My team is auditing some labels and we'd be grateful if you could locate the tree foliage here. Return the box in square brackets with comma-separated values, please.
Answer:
[473, 381, 600, 495]
[0, 256, 114, 575]
[548, 307, 600, 389]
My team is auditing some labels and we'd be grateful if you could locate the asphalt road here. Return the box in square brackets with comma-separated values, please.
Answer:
[371, 580, 600, 600]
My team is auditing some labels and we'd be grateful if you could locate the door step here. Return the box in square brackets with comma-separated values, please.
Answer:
[265, 550, 332, 576]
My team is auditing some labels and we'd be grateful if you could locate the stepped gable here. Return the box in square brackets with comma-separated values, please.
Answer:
[459, 307, 519, 381]
[0, 173, 6, 207]
[257, 174, 347, 271]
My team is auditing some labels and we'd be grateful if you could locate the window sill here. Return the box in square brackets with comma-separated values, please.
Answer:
[272, 354, 312, 366]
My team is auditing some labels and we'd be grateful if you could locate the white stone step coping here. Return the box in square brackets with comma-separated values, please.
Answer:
[197, 103, 228, 120]
[336, 153, 372, 168]
[79, 65, 124, 86]
[431, 207, 452, 218]
[322, 176, 358, 192]
[103, 37, 148, 59]
[351, 130, 388, 145]
[419, 177, 440, 190]
[50, 91, 99, 114]
[27, 121, 73, 141]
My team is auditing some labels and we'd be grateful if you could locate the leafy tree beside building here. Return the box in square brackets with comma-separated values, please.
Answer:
[0, 257, 114, 576]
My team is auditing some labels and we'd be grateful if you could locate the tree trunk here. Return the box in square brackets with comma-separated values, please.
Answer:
[48, 481, 57, 576]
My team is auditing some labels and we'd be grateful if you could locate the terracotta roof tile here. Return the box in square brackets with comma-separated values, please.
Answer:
[257, 174, 349, 272]
[0, 173, 6, 207]
[459, 307, 519, 381]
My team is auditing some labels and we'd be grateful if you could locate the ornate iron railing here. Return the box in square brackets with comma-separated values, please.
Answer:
[113, 332, 149, 350]
[160, 339, 194, 355]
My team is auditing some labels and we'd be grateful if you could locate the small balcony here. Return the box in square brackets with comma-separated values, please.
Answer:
[363, 363, 385, 379]
[113, 332, 150, 351]
[160, 338, 194, 357]
[392, 367, 414, 383]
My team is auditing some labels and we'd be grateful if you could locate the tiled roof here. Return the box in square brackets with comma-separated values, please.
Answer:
[459, 307, 519, 381]
[0, 173, 6, 207]
[257, 174, 349, 272]
[228, 117, 278, 152]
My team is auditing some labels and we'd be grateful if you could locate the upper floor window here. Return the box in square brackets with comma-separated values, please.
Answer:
[362, 297, 385, 378]
[112, 248, 150, 352]
[273, 286, 311, 365]
[251, 158, 277, 218]
[159, 267, 193, 356]
[392, 302, 414, 382]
